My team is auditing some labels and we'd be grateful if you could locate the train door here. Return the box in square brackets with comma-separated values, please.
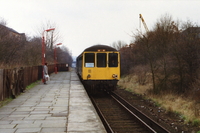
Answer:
[83, 53, 95, 80]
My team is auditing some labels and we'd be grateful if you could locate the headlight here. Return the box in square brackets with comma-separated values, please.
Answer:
[87, 74, 91, 79]
[112, 74, 118, 79]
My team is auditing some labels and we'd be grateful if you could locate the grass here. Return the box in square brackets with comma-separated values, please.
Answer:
[26, 80, 40, 90]
[0, 97, 13, 108]
[118, 74, 151, 95]
[149, 93, 197, 123]
[118, 74, 200, 126]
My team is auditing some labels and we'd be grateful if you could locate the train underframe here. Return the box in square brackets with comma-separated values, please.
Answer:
[83, 80, 118, 94]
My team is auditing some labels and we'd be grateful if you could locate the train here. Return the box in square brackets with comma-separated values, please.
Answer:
[76, 44, 120, 93]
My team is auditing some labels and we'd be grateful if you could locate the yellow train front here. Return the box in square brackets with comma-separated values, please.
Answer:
[76, 44, 120, 93]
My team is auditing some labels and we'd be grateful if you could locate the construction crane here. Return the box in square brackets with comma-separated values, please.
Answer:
[139, 14, 149, 33]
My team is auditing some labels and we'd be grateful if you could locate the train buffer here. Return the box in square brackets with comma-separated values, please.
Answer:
[0, 69, 106, 133]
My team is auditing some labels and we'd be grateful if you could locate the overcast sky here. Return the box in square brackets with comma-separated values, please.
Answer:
[0, 0, 200, 56]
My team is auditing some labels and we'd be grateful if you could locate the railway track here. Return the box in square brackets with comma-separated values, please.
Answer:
[90, 91, 170, 133]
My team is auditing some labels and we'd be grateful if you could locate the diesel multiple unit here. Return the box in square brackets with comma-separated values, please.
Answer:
[76, 44, 120, 93]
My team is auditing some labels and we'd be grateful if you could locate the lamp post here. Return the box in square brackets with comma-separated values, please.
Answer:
[54, 43, 62, 74]
[42, 28, 55, 83]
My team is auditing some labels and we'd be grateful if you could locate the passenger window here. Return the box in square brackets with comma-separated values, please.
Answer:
[85, 53, 95, 67]
[109, 53, 118, 67]
[97, 53, 106, 67]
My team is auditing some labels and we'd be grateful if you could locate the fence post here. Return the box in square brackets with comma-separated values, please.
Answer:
[0, 69, 3, 101]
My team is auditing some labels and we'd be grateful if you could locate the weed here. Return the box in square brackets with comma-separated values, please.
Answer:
[0, 97, 13, 108]
[179, 115, 186, 121]
[26, 80, 39, 90]
[154, 101, 161, 107]
[174, 111, 181, 116]
[126, 88, 133, 93]
[193, 119, 200, 126]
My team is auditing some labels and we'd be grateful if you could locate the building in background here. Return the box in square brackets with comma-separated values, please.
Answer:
[0, 24, 26, 42]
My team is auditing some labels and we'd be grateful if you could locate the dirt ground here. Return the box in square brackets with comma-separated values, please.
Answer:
[114, 88, 200, 133]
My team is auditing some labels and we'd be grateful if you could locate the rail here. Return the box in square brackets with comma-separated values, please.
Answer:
[90, 91, 171, 133]
[111, 91, 171, 133]
[90, 96, 114, 133]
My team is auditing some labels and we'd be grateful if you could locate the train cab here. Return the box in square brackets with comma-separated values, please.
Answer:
[76, 44, 120, 92]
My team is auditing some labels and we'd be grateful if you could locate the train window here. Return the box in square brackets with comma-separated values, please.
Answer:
[85, 53, 95, 67]
[97, 53, 106, 67]
[109, 53, 118, 67]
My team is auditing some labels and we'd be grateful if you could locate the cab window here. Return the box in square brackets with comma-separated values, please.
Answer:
[85, 53, 95, 67]
[97, 53, 106, 67]
[109, 53, 118, 67]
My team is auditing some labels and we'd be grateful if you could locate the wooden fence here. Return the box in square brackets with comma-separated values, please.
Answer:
[0, 64, 69, 101]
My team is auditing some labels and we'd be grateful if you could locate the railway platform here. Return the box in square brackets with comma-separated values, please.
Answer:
[0, 69, 106, 133]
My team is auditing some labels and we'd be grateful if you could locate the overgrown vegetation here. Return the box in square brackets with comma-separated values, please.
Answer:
[0, 20, 73, 68]
[117, 14, 200, 127]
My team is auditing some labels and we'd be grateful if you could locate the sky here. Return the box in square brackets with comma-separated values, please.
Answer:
[0, 0, 200, 56]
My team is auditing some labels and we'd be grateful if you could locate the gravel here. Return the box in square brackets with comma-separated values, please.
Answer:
[114, 88, 200, 133]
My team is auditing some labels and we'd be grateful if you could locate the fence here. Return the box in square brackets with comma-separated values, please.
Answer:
[0, 64, 69, 101]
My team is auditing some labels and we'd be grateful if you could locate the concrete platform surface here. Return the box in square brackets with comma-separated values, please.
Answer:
[0, 70, 106, 133]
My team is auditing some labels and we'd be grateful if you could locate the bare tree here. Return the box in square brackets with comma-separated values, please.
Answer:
[150, 14, 180, 93]
[111, 40, 127, 50]
[0, 17, 7, 26]
[36, 20, 62, 50]
[128, 14, 200, 95]
[21, 36, 42, 66]
[57, 46, 73, 66]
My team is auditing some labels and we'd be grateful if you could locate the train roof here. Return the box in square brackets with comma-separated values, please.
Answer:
[83, 44, 117, 52]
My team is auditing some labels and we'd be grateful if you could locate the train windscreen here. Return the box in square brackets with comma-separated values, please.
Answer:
[97, 53, 107, 67]
[109, 53, 118, 67]
[85, 53, 95, 67]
